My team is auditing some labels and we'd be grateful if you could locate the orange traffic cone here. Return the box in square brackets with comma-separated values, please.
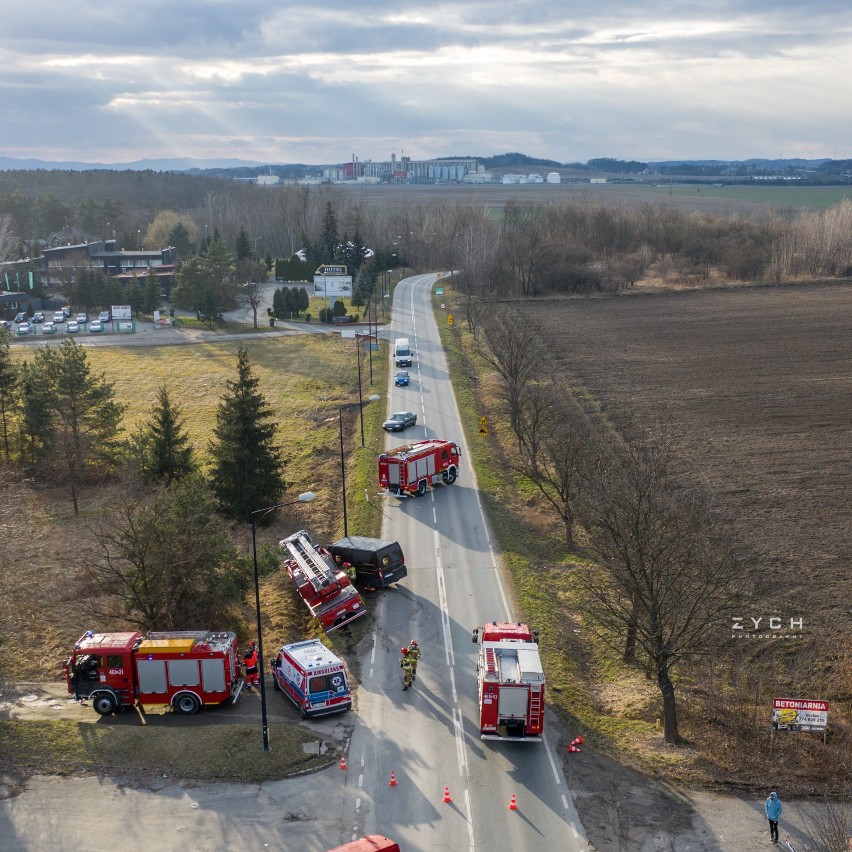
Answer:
[388, 771, 398, 787]
[571, 735, 584, 746]
[339, 754, 348, 770]
[442, 786, 452, 803]
[568, 744, 581, 753]
[508, 794, 518, 811]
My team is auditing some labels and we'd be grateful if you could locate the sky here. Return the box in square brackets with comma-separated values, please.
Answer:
[2, 0, 851, 167]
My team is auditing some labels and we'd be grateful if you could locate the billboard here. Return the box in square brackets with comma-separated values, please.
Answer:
[112, 305, 132, 320]
[314, 275, 353, 299]
[772, 698, 829, 732]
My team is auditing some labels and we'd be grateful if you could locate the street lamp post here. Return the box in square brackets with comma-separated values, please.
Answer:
[254, 236, 261, 261]
[250, 491, 316, 752]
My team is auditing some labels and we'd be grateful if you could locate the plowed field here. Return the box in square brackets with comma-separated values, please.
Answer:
[516, 282, 851, 640]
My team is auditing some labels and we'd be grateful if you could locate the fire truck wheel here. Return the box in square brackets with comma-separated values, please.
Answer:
[417, 480, 427, 497]
[443, 469, 456, 485]
[173, 693, 201, 715]
[92, 693, 117, 716]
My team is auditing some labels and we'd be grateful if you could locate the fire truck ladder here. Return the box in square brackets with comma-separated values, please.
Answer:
[284, 532, 337, 593]
[529, 689, 542, 720]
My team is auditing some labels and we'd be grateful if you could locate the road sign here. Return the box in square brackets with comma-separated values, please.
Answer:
[447, 314, 453, 326]
[479, 416, 489, 435]
[436, 287, 444, 295]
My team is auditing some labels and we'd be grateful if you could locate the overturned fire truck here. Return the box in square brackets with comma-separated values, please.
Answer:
[281, 530, 367, 632]
[472, 622, 545, 741]
[378, 439, 461, 497]
[65, 629, 243, 716]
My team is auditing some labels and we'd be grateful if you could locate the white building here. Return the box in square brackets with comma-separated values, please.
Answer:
[546, 172, 561, 184]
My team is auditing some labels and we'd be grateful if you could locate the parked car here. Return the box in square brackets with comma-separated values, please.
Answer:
[14, 312, 28, 324]
[0, 320, 11, 331]
[66, 321, 80, 334]
[62, 307, 72, 318]
[75, 312, 89, 324]
[394, 371, 410, 387]
[53, 311, 66, 323]
[98, 311, 111, 323]
[41, 322, 57, 334]
[89, 321, 104, 333]
[32, 312, 45, 324]
[15, 323, 31, 336]
[382, 411, 417, 432]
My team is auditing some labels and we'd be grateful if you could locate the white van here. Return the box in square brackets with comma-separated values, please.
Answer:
[394, 338, 412, 367]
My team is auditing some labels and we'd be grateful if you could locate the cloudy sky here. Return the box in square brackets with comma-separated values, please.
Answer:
[2, 0, 851, 166]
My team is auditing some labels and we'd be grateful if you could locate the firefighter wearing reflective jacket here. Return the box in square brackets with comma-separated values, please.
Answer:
[244, 641, 259, 689]
[400, 647, 413, 690]
[407, 640, 421, 680]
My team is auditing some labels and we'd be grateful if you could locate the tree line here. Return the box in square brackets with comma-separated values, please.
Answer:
[0, 335, 286, 628]
[479, 310, 745, 744]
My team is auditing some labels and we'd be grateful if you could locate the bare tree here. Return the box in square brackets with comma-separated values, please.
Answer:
[515, 419, 590, 551]
[481, 310, 542, 445]
[577, 435, 744, 743]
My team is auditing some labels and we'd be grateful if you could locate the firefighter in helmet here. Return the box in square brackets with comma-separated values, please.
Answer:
[407, 640, 421, 681]
[243, 640, 259, 690]
[400, 647, 413, 690]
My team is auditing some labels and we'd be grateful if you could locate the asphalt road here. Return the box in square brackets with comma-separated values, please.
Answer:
[339, 273, 589, 851]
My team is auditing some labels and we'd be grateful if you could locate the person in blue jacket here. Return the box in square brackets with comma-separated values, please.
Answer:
[765, 790, 782, 844]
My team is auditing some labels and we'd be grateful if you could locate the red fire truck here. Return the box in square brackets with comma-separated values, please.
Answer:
[378, 439, 461, 497]
[64, 629, 243, 716]
[472, 622, 545, 741]
[281, 530, 367, 632]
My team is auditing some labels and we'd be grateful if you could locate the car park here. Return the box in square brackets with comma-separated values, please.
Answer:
[382, 411, 417, 432]
[66, 321, 80, 333]
[32, 312, 45, 324]
[16, 323, 31, 336]
[53, 311, 65, 323]
[75, 312, 89, 324]
[41, 322, 57, 334]
[89, 321, 104, 333]
[98, 311, 111, 323]
[394, 370, 410, 387]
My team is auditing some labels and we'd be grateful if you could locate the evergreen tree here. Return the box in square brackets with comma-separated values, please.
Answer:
[143, 268, 160, 313]
[282, 287, 296, 316]
[272, 287, 287, 319]
[297, 287, 310, 313]
[172, 237, 237, 327]
[320, 202, 339, 263]
[235, 226, 252, 261]
[134, 385, 196, 483]
[22, 340, 125, 513]
[208, 347, 285, 522]
[168, 222, 194, 261]
[264, 251, 273, 272]
[0, 329, 20, 462]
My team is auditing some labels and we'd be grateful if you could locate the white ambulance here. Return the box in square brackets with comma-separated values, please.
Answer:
[271, 639, 351, 718]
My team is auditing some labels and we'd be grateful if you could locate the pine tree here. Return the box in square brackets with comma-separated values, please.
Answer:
[320, 202, 339, 263]
[209, 347, 285, 522]
[23, 340, 125, 513]
[235, 226, 252, 261]
[138, 385, 196, 483]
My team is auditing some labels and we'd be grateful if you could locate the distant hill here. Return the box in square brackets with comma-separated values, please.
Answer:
[0, 156, 267, 172]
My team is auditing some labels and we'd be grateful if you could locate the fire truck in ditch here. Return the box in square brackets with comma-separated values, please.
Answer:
[281, 530, 367, 632]
[64, 629, 243, 716]
[378, 439, 461, 497]
[472, 622, 545, 741]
